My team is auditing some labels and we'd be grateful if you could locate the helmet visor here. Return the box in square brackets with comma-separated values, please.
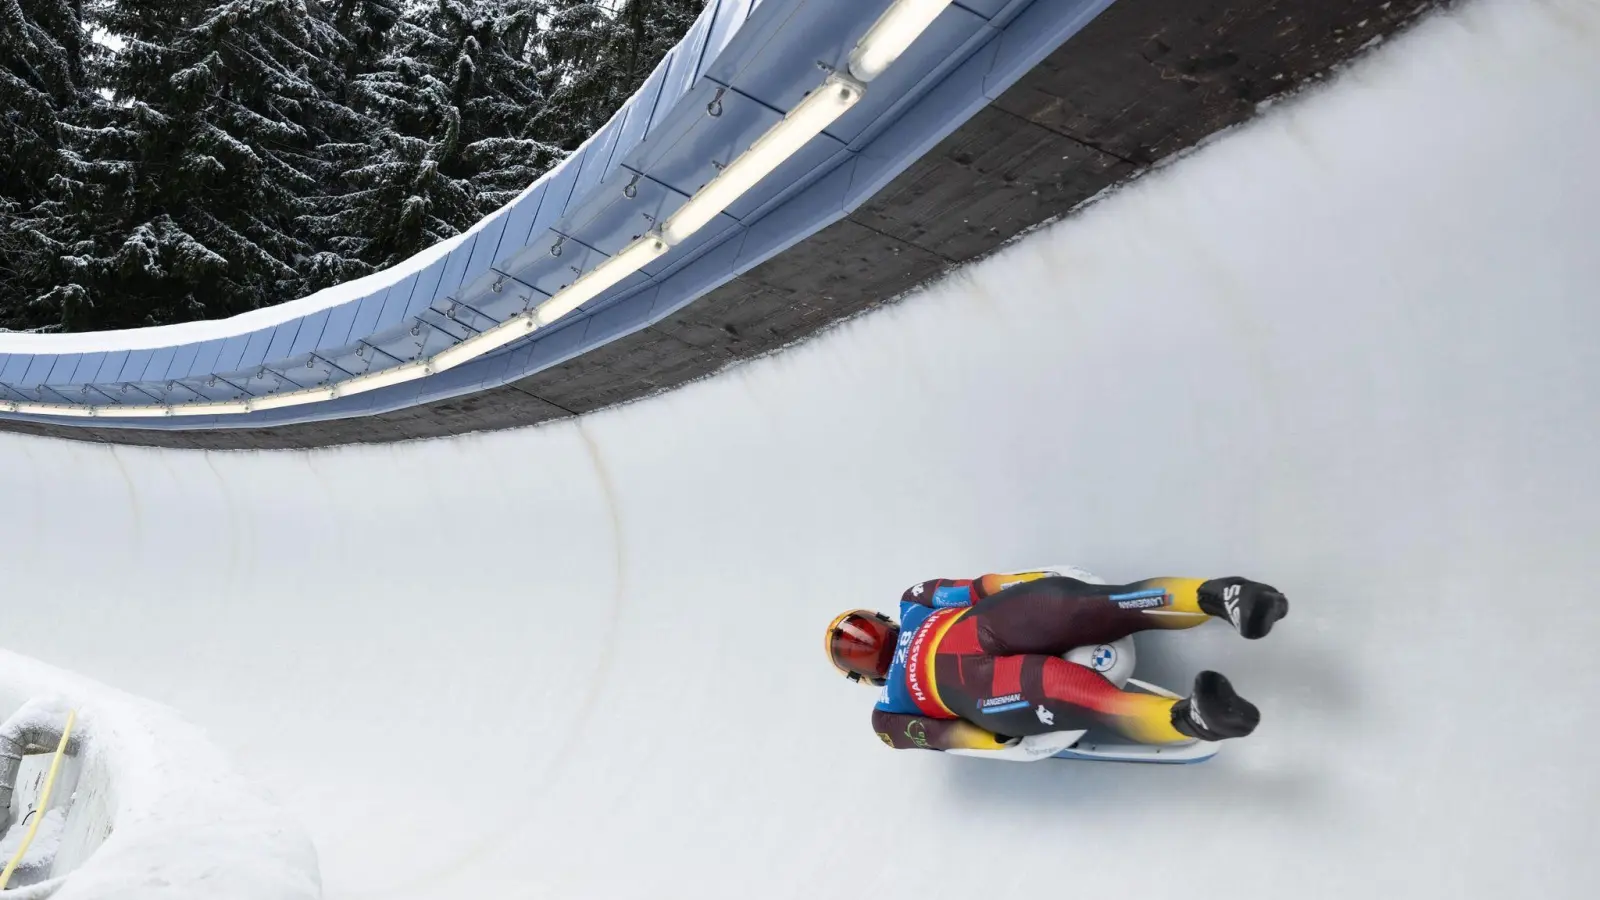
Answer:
[827, 611, 897, 685]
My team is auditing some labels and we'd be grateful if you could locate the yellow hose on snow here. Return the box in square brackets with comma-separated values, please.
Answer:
[0, 709, 77, 890]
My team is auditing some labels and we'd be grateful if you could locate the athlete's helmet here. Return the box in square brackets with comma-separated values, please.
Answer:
[825, 610, 899, 686]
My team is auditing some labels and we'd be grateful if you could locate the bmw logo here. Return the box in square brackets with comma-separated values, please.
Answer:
[1090, 645, 1116, 672]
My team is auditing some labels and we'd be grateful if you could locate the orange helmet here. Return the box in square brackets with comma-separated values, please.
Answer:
[825, 610, 899, 685]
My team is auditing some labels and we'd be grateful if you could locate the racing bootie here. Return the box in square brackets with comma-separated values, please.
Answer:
[1198, 577, 1288, 639]
[1171, 671, 1259, 742]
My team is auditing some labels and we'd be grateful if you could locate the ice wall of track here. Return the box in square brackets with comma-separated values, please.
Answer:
[1, 0, 1596, 897]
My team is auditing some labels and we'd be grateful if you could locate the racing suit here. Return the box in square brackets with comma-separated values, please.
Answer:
[871, 572, 1214, 751]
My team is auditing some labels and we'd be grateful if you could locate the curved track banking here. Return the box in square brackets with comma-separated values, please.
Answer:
[2, 0, 1597, 897]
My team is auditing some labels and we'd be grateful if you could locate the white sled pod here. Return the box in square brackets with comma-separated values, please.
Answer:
[945, 565, 1219, 765]
[1063, 637, 1136, 688]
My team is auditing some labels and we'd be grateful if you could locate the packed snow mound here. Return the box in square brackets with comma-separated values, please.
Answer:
[0, 652, 319, 900]
[0, 809, 67, 882]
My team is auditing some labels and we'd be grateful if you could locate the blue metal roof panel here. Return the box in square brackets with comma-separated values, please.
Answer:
[465, 277, 540, 324]
[505, 231, 605, 299]
[367, 325, 426, 369]
[397, 263, 437, 316]
[494, 181, 552, 266]
[624, 81, 782, 199]
[96, 350, 135, 385]
[643, 226, 749, 315]
[262, 321, 303, 365]
[610, 61, 671, 164]
[641, 213, 745, 281]
[955, 0, 1018, 18]
[67, 352, 108, 385]
[453, 214, 513, 312]
[107, 347, 150, 381]
[573, 269, 654, 319]
[516, 313, 594, 373]
[412, 299, 474, 343]
[701, 0, 757, 69]
[44, 353, 81, 384]
[233, 367, 283, 397]
[190, 340, 225, 379]
[90, 352, 126, 385]
[93, 351, 129, 386]
[213, 336, 251, 374]
[415, 318, 466, 359]
[233, 329, 277, 375]
[179, 376, 236, 403]
[137, 347, 177, 384]
[539, 146, 590, 225]
[319, 341, 370, 380]
[365, 374, 428, 412]
[568, 108, 630, 208]
[467, 344, 516, 388]
[723, 133, 851, 222]
[561, 172, 686, 257]
[166, 379, 209, 403]
[287, 309, 333, 358]
[653, 3, 719, 121]
[20, 354, 54, 386]
[414, 238, 476, 318]
[735, 153, 857, 270]
[347, 285, 397, 342]
[164, 343, 201, 382]
[299, 355, 338, 386]
[317, 301, 361, 353]
[702, 1, 888, 120]
[582, 286, 659, 349]
[374, 311, 422, 347]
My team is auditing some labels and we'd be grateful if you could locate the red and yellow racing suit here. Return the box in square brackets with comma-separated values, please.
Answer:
[871, 572, 1214, 751]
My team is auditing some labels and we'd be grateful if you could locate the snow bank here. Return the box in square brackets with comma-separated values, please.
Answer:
[0, 809, 68, 885]
[0, 652, 319, 900]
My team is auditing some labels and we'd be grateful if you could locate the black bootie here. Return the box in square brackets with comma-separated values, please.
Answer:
[1171, 671, 1260, 741]
[1198, 577, 1288, 639]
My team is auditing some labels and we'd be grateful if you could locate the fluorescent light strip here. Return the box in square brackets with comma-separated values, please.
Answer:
[248, 386, 337, 412]
[13, 402, 97, 418]
[92, 404, 169, 418]
[337, 361, 431, 397]
[848, 0, 955, 82]
[535, 236, 670, 326]
[168, 400, 252, 416]
[661, 73, 865, 245]
[431, 313, 538, 373]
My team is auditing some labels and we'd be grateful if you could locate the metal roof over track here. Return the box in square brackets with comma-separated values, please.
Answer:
[0, 0, 1439, 449]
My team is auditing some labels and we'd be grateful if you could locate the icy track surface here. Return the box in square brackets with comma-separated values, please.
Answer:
[3, 0, 1598, 897]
